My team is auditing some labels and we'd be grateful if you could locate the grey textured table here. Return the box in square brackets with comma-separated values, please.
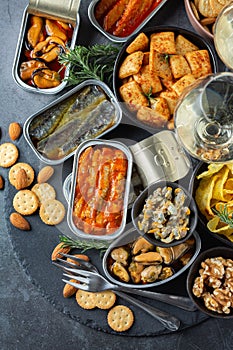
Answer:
[0, 0, 232, 349]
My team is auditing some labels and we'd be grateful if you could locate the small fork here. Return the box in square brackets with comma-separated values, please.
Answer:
[56, 253, 196, 312]
[53, 261, 181, 331]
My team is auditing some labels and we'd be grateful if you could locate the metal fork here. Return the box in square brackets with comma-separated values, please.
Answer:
[57, 253, 196, 312]
[53, 261, 180, 331]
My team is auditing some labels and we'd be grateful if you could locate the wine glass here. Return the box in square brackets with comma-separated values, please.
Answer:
[174, 72, 233, 163]
[214, 2, 233, 72]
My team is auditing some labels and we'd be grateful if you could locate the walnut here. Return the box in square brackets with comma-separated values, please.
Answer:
[192, 276, 205, 297]
[206, 276, 222, 289]
[201, 257, 225, 279]
[225, 266, 233, 280]
[224, 278, 233, 294]
[203, 292, 223, 313]
[213, 288, 232, 314]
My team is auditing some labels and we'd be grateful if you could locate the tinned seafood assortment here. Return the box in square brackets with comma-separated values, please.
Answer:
[19, 15, 73, 89]
[28, 84, 118, 160]
[72, 144, 128, 235]
[117, 30, 212, 129]
[137, 186, 191, 244]
[106, 235, 196, 284]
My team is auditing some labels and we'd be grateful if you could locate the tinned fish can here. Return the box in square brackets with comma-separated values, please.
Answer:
[12, 0, 80, 94]
[23, 79, 122, 164]
[67, 138, 133, 241]
[88, 0, 169, 43]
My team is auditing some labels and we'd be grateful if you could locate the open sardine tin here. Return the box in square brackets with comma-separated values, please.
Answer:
[67, 139, 133, 241]
[88, 0, 169, 43]
[23, 79, 122, 165]
[12, 0, 80, 94]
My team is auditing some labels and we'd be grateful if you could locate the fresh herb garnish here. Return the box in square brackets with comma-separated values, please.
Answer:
[59, 44, 121, 87]
[59, 235, 109, 255]
[213, 204, 233, 228]
[143, 86, 153, 102]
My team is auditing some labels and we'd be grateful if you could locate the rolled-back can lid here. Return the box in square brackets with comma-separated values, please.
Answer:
[28, 0, 81, 25]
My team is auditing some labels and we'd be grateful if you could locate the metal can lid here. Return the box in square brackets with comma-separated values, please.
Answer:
[28, 0, 80, 25]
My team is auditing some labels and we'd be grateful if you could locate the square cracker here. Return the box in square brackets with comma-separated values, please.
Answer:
[171, 74, 196, 96]
[150, 31, 176, 54]
[118, 51, 144, 79]
[133, 64, 162, 94]
[119, 80, 148, 110]
[169, 54, 191, 79]
[160, 90, 179, 114]
[185, 50, 212, 78]
[137, 97, 170, 127]
[149, 51, 173, 80]
[175, 34, 199, 55]
[126, 32, 149, 54]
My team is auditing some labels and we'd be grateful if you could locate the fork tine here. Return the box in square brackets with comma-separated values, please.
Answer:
[63, 272, 88, 284]
[52, 261, 89, 276]
[56, 257, 77, 268]
[62, 279, 89, 291]
[59, 253, 98, 272]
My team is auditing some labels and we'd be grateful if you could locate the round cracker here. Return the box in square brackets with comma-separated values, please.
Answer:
[76, 290, 96, 309]
[95, 291, 116, 310]
[9, 162, 34, 188]
[0, 142, 19, 168]
[13, 189, 39, 215]
[107, 305, 134, 332]
[191, 1, 200, 20]
[31, 183, 56, 205]
[39, 199, 65, 225]
[198, 0, 215, 17]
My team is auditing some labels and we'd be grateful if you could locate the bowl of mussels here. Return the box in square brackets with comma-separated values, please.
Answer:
[102, 226, 201, 289]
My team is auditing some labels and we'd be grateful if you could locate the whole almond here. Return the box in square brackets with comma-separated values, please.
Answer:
[9, 122, 21, 141]
[15, 169, 28, 190]
[37, 166, 54, 183]
[63, 279, 79, 298]
[51, 242, 71, 261]
[0, 175, 4, 190]
[10, 212, 31, 231]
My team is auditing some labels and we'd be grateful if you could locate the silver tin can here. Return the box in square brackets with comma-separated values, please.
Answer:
[129, 130, 191, 188]
[67, 139, 133, 241]
[88, 0, 169, 43]
[23, 79, 122, 165]
[12, 5, 79, 94]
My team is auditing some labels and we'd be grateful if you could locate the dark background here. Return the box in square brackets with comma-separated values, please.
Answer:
[0, 0, 232, 349]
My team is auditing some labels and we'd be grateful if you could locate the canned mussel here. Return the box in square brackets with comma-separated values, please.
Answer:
[23, 80, 122, 164]
[67, 139, 133, 241]
[12, 2, 80, 93]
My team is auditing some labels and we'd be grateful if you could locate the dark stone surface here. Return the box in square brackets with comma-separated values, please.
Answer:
[0, 0, 232, 349]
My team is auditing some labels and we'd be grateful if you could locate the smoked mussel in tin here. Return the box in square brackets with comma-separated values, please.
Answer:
[13, 8, 79, 93]
[67, 139, 133, 241]
[24, 80, 122, 164]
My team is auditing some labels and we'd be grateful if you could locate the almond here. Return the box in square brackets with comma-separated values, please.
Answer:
[10, 212, 31, 231]
[63, 279, 79, 298]
[37, 166, 54, 183]
[9, 122, 21, 141]
[15, 168, 28, 190]
[51, 242, 71, 261]
[0, 175, 4, 190]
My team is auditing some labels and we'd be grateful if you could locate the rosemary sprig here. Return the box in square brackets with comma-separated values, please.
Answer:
[59, 44, 121, 87]
[143, 86, 153, 103]
[59, 234, 110, 255]
[213, 204, 233, 228]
